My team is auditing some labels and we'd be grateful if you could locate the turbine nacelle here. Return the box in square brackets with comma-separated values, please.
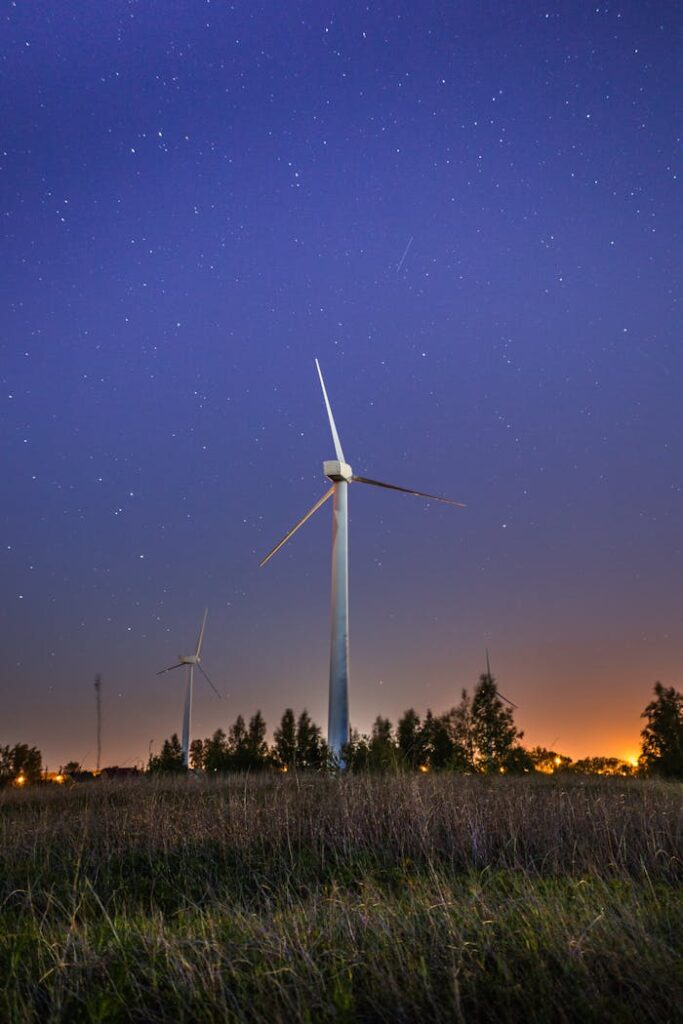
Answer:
[179, 654, 199, 665]
[323, 459, 353, 482]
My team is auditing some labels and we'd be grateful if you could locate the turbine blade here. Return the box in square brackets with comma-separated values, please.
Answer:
[195, 607, 208, 658]
[156, 663, 184, 676]
[260, 486, 335, 567]
[499, 692, 518, 710]
[198, 663, 222, 699]
[352, 475, 465, 507]
[315, 358, 345, 462]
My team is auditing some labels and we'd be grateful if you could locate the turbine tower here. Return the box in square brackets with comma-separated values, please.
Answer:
[261, 359, 465, 765]
[156, 609, 221, 768]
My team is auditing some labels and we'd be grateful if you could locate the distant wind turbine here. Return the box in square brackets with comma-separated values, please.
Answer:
[261, 359, 465, 765]
[156, 609, 221, 768]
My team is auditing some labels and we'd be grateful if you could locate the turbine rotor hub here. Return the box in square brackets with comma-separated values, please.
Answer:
[323, 459, 353, 482]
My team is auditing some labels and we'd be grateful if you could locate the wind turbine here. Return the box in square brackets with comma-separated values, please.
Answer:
[156, 609, 221, 768]
[260, 359, 465, 765]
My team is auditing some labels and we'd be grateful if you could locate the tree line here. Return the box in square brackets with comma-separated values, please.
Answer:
[149, 707, 328, 773]
[2, 677, 681, 785]
[149, 676, 683, 779]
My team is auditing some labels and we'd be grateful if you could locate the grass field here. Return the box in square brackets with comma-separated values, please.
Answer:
[1, 773, 681, 1022]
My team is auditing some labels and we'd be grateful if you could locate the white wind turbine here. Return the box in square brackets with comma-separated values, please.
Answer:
[156, 609, 221, 768]
[260, 359, 465, 765]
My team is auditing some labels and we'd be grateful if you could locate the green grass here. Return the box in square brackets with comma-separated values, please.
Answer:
[0, 774, 681, 1022]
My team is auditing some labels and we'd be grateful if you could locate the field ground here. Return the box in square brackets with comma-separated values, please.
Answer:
[0, 774, 681, 1023]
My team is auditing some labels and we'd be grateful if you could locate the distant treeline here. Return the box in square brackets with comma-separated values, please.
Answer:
[148, 676, 683, 780]
[3, 678, 682, 785]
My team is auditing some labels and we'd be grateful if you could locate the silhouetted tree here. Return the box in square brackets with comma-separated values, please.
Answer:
[448, 690, 476, 771]
[502, 745, 535, 774]
[245, 711, 269, 769]
[420, 710, 454, 769]
[397, 708, 425, 769]
[296, 710, 327, 769]
[189, 739, 205, 772]
[202, 729, 228, 772]
[148, 734, 184, 772]
[342, 728, 371, 771]
[227, 715, 251, 770]
[273, 708, 297, 769]
[639, 682, 683, 778]
[470, 673, 523, 773]
[528, 747, 572, 773]
[368, 716, 397, 771]
[0, 743, 42, 785]
[571, 756, 633, 777]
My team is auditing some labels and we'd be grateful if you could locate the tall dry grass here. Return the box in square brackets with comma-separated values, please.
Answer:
[0, 774, 681, 1022]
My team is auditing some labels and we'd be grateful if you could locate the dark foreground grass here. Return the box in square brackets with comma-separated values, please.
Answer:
[1, 774, 681, 1022]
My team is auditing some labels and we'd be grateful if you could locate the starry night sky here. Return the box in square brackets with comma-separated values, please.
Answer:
[2, 1, 681, 769]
